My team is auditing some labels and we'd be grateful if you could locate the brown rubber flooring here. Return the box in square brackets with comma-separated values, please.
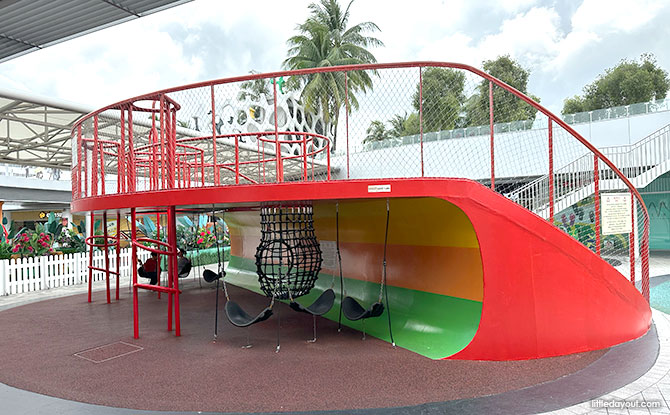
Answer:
[0, 279, 607, 413]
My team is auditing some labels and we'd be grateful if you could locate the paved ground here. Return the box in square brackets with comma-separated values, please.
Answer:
[0, 259, 668, 414]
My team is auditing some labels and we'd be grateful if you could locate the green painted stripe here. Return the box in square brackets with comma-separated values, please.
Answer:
[226, 256, 482, 359]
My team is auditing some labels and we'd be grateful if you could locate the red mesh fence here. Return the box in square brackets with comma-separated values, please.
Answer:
[71, 62, 650, 301]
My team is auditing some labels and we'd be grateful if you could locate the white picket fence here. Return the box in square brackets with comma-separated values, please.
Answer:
[0, 248, 150, 296]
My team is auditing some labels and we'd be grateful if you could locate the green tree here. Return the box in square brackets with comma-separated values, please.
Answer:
[388, 112, 407, 138]
[238, 70, 272, 102]
[283, 0, 383, 152]
[363, 120, 388, 144]
[562, 54, 670, 114]
[464, 55, 539, 127]
[413, 67, 466, 133]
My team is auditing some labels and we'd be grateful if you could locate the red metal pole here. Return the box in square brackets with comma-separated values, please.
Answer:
[92, 116, 99, 196]
[81, 125, 88, 198]
[116, 212, 120, 300]
[128, 107, 136, 192]
[593, 154, 600, 256]
[303, 134, 308, 181]
[327, 141, 331, 181]
[120, 109, 126, 194]
[76, 124, 82, 199]
[345, 72, 350, 179]
[235, 134, 240, 185]
[159, 95, 167, 190]
[489, 81, 495, 191]
[630, 193, 635, 284]
[131, 208, 139, 338]
[103, 211, 110, 304]
[211, 85, 219, 185]
[201, 152, 205, 187]
[156, 212, 161, 299]
[548, 119, 554, 223]
[641, 211, 650, 301]
[257, 134, 261, 182]
[273, 78, 283, 182]
[168, 206, 180, 336]
[88, 212, 95, 302]
[419, 67, 424, 177]
[171, 108, 177, 189]
[99, 142, 106, 195]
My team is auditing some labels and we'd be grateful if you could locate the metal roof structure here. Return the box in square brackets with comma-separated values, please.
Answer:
[0, 0, 192, 63]
[0, 88, 92, 169]
[0, 0, 193, 170]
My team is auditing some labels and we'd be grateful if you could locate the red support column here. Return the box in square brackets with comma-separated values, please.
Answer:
[99, 142, 106, 195]
[235, 134, 240, 185]
[210, 86, 219, 185]
[273, 78, 283, 182]
[131, 208, 139, 339]
[159, 95, 167, 190]
[119, 109, 126, 194]
[156, 212, 161, 300]
[88, 212, 95, 303]
[103, 211, 110, 304]
[116, 212, 121, 300]
[302, 135, 308, 181]
[345, 72, 350, 179]
[630, 193, 636, 284]
[489, 81, 495, 191]
[419, 67, 424, 177]
[127, 107, 136, 192]
[92, 116, 99, 196]
[548, 119, 554, 223]
[641, 210, 650, 302]
[167, 206, 180, 336]
[76, 125, 82, 199]
[594, 155, 601, 256]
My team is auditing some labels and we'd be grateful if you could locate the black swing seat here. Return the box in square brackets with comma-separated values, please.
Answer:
[178, 261, 192, 279]
[225, 300, 273, 327]
[202, 269, 222, 283]
[289, 288, 335, 316]
[342, 296, 384, 321]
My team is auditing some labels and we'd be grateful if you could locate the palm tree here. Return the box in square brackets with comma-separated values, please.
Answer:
[238, 70, 272, 103]
[283, 0, 383, 152]
[363, 120, 388, 144]
[388, 112, 408, 138]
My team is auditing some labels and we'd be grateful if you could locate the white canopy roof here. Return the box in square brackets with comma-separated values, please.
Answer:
[0, 88, 92, 169]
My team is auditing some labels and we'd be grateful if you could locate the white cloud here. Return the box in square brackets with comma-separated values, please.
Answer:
[494, 0, 539, 14]
[572, 0, 666, 33]
[2, 0, 670, 118]
[478, 7, 561, 67]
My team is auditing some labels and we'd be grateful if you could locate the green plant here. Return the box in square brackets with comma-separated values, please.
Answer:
[10, 230, 54, 257]
[55, 227, 85, 252]
[0, 241, 11, 259]
[0, 220, 26, 244]
[45, 212, 63, 240]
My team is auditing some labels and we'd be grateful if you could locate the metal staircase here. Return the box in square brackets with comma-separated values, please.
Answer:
[508, 124, 670, 218]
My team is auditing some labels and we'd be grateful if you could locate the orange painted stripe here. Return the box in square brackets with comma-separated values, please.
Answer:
[321, 242, 482, 302]
[313, 198, 479, 248]
[225, 197, 483, 301]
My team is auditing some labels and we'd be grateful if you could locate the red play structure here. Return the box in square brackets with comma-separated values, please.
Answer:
[70, 62, 651, 360]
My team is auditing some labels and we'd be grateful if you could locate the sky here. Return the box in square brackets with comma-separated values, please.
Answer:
[1, 0, 669, 114]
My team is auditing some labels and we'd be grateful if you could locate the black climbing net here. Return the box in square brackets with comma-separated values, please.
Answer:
[256, 203, 323, 300]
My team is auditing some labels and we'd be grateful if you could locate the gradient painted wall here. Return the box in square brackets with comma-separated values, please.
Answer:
[226, 197, 484, 359]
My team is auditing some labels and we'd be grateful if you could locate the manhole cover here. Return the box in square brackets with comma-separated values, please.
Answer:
[74, 341, 143, 363]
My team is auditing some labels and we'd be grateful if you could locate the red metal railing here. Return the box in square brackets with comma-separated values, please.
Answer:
[70, 62, 650, 302]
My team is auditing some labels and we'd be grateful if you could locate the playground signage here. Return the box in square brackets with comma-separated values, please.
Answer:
[601, 193, 632, 235]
